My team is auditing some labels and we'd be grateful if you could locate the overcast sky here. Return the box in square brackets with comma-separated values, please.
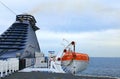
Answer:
[0, 0, 120, 57]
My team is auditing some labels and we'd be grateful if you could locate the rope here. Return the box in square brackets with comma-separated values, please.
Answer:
[0, 1, 16, 15]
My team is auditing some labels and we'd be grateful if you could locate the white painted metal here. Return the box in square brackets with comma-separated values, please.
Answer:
[20, 61, 65, 73]
[50, 61, 65, 73]
[61, 60, 88, 74]
[0, 58, 19, 78]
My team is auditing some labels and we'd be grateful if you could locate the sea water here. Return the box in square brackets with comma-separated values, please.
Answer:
[79, 57, 120, 78]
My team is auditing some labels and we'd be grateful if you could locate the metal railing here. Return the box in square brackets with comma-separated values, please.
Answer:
[0, 58, 19, 77]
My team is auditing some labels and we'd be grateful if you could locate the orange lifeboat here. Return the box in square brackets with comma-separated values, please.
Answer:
[62, 51, 89, 61]
[60, 41, 89, 74]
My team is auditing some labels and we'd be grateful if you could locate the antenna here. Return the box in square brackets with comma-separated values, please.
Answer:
[63, 38, 69, 43]
[0, 1, 16, 15]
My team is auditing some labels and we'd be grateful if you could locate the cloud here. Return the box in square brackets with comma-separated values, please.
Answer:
[36, 29, 120, 57]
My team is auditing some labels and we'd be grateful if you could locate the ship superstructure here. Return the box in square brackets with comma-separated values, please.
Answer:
[0, 14, 41, 59]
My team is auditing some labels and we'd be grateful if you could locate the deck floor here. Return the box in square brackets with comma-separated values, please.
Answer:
[2, 72, 119, 79]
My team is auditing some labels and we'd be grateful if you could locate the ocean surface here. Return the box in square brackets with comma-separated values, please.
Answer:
[79, 57, 120, 78]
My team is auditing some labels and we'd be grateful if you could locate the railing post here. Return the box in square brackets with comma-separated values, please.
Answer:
[0, 60, 3, 77]
[5, 60, 8, 76]
[0, 58, 19, 78]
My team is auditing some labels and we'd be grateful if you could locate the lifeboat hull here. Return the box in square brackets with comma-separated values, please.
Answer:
[61, 52, 89, 74]
[61, 60, 88, 74]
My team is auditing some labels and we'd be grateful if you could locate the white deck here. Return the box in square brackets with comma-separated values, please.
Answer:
[20, 68, 58, 73]
[20, 60, 65, 73]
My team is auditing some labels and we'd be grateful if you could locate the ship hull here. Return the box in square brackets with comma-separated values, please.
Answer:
[61, 60, 88, 74]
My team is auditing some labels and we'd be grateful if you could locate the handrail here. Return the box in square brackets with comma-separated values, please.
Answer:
[0, 58, 19, 77]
